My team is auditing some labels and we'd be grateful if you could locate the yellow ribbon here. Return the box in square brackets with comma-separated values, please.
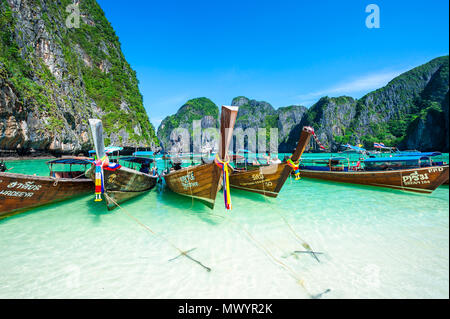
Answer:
[214, 155, 232, 210]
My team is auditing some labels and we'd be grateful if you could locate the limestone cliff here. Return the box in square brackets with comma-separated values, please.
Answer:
[0, 0, 157, 156]
[157, 97, 219, 152]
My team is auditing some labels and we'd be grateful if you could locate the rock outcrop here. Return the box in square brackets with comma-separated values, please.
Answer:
[0, 0, 157, 156]
[230, 96, 307, 152]
[285, 55, 449, 152]
[399, 91, 449, 152]
[282, 96, 357, 152]
[157, 97, 219, 152]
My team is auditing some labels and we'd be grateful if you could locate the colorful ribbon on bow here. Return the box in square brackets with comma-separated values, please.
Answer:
[214, 155, 232, 210]
[94, 156, 106, 202]
[287, 158, 301, 180]
[93, 156, 122, 202]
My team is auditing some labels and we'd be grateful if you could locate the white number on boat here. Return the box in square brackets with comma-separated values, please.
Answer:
[6, 181, 42, 191]
[180, 172, 199, 190]
[402, 171, 430, 186]
[0, 189, 35, 198]
[428, 167, 444, 173]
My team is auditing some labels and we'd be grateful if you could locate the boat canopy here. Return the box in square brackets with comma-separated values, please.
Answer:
[238, 149, 253, 153]
[343, 144, 367, 152]
[120, 156, 154, 165]
[395, 151, 442, 157]
[301, 157, 348, 161]
[133, 151, 154, 156]
[105, 146, 123, 153]
[88, 146, 123, 155]
[364, 156, 430, 163]
[231, 154, 246, 160]
[47, 158, 93, 165]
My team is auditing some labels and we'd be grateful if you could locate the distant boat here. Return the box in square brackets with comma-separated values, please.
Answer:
[0, 158, 93, 219]
[162, 105, 238, 209]
[228, 126, 314, 197]
[297, 155, 449, 193]
[85, 119, 158, 210]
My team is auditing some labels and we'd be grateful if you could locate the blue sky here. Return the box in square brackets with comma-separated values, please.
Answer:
[96, 0, 449, 128]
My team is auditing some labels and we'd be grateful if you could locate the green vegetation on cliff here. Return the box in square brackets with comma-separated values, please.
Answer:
[353, 56, 449, 149]
[157, 97, 219, 150]
[0, 0, 157, 153]
[287, 56, 449, 151]
[60, 0, 157, 145]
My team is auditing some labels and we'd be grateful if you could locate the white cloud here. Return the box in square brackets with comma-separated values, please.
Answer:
[296, 70, 407, 106]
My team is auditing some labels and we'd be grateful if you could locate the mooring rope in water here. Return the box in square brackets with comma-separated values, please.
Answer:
[206, 211, 318, 298]
[274, 209, 321, 263]
[258, 165, 320, 262]
[103, 193, 211, 272]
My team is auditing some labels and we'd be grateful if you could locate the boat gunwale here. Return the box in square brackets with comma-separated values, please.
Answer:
[298, 165, 449, 175]
[0, 171, 92, 183]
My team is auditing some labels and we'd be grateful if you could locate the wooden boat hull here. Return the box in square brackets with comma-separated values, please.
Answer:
[229, 163, 291, 197]
[86, 166, 157, 210]
[162, 105, 238, 209]
[163, 162, 222, 208]
[299, 165, 449, 193]
[0, 172, 93, 219]
[229, 126, 314, 197]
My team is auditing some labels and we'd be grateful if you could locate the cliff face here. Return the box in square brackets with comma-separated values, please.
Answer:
[350, 56, 449, 150]
[284, 56, 449, 152]
[231, 96, 307, 152]
[281, 96, 357, 152]
[157, 97, 219, 152]
[277, 105, 307, 146]
[0, 0, 157, 155]
[399, 91, 449, 151]
[231, 96, 277, 130]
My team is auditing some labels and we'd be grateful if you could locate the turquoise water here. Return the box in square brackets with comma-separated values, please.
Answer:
[0, 156, 448, 298]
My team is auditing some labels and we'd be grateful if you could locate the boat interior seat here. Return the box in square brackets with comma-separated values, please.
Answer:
[52, 171, 85, 179]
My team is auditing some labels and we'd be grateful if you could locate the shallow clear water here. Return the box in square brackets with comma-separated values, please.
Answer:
[0, 156, 448, 298]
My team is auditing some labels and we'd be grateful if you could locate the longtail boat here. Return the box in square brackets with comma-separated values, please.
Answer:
[85, 119, 158, 210]
[163, 105, 239, 209]
[298, 156, 449, 194]
[0, 158, 93, 219]
[228, 126, 314, 197]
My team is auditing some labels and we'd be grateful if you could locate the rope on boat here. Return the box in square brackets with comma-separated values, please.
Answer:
[287, 158, 301, 180]
[103, 193, 211, 272]
[310, 128, 326, 150]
